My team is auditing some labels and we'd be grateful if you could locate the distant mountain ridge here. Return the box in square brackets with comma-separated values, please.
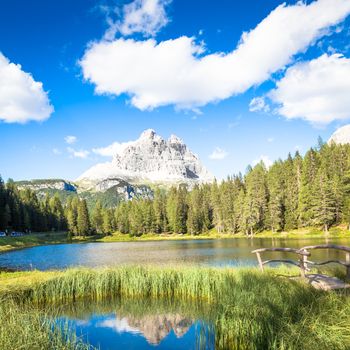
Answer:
[14, 129, 213, 206]
[76, 129, 214, 190]
[15, 179, 77, 192]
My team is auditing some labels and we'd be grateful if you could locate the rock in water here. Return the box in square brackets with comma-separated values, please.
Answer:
[77, 129, 214, 190]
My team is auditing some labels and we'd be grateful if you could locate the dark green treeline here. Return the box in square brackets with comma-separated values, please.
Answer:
[1, 141, 350, 235]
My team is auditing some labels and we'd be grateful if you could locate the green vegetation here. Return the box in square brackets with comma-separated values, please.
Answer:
[1, 266, 350, 349]
[113, 141, 350, 236]
[0, 298, 89, 350]
[2, 141, 350, 237]
[0, 231, 68, 253]
[0, 177, 68, 232]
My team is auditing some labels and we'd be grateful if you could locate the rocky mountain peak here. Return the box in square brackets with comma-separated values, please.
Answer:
[140, 128, 156, 140]
[138, 129, 164, 144]
[77, 129, 214, 190]
[168, 134, 183, 145]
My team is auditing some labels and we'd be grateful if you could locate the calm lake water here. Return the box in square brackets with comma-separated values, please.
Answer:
[0, 236, 349, 270]
[55, 298, 216, 350]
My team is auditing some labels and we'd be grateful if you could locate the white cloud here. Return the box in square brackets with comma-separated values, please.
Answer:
[253, 155, 273, 168]
[81, 0, 350, 111]
[52, 148, 62, 155]
[209, 147, 229, 160]
[267, 137, 274, 143]
[64, 135, 78, 144]
[249, 97, 270, 112]
[0, 52, 53, 123]
[269, 54, 350, 125]
[92, 141, 132, 157]
[104, 0, 171, 40]
[97, 317, 139, 334]
[67, 147, 90, 159]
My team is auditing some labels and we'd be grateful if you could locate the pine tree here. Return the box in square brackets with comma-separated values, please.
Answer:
[312, 171, 337, 233]
[114, 202, 130, 234]
[92, 201, 104, 233]
[210, 180, 224, 233]
[298, 148, 319, 227]
[49, 194, 66, 231]
[267, 161, 285, 232]
[3, 204, 11, 230]
[153, 189, 167, 233]
[187, 185, 203, 235]
[243, 163, 268, 235]
[102, 208, 114, 235]
[77, 199, 90, 236]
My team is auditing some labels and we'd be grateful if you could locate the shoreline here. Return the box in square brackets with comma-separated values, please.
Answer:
[0, 227, 349, 254]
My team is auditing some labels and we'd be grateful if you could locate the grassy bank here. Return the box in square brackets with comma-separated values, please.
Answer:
[0, 297, 90, 350]
[0, 232, 69, 253]
[1, 266, 350, 349]
[0, 231, 228, 253]
[1, 225, 349, 254]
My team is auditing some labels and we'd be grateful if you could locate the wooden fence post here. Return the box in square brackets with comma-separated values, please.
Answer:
[299, 250, 308, 278]
[346, 253, 350, 280]
[256, 252, 264, 271]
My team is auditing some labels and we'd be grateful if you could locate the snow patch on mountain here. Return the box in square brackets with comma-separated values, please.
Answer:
[77, 129, 214, 190]
[328, 124, 350, 145]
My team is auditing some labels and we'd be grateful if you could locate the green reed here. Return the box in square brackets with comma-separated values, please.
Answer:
[1, 265, 350, 350]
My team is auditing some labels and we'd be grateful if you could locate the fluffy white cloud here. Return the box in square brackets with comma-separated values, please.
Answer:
[269, 54, 350, 125]
[67, 147, 90, 159]
[328, 124, 350, 144]
[249, 97, 269, 112]
[209, 147, 228, 160]
[64, 135, 77, 144]
[92, 141, 133, 157]
[0, 53, 53, 123]
[81, 0, 350, 111]
[253, 155, 273, 168]
[97, 317, 139, 334]
[104, 0, 171, 40]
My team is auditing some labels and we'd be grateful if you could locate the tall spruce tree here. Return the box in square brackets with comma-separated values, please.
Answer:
[77, 199, 90, 236]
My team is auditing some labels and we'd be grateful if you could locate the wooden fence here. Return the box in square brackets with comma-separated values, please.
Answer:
[252, 244, 350, 280]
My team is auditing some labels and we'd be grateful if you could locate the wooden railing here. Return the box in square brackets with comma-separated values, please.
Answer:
[252, 244, 350, 279]
[301, 245, 350, 279]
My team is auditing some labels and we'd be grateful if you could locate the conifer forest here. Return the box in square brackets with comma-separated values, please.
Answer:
[1, 140, 350, 236]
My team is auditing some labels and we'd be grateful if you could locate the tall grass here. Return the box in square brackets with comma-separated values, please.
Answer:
[1, 266, 350, 349]
[0, 296, 91, 349]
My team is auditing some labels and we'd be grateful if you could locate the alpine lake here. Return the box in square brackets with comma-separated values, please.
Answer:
[1, 236, 350, 350]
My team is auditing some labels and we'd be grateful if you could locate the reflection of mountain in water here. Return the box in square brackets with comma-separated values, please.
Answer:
[99, 313, 193, 345]
[127, 313, 193, 345]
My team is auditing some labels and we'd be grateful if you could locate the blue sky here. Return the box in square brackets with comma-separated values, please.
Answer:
[1, 0, 350, 181]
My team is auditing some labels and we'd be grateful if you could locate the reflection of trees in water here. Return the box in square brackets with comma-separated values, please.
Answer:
[54, 297, 216, 348]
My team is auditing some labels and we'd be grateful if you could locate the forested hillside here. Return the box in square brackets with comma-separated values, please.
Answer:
[1, 140, 350, 235]
[112, 140, 350, 235]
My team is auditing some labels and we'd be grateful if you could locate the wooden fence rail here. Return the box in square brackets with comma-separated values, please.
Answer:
[252, 244, 350, 281]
